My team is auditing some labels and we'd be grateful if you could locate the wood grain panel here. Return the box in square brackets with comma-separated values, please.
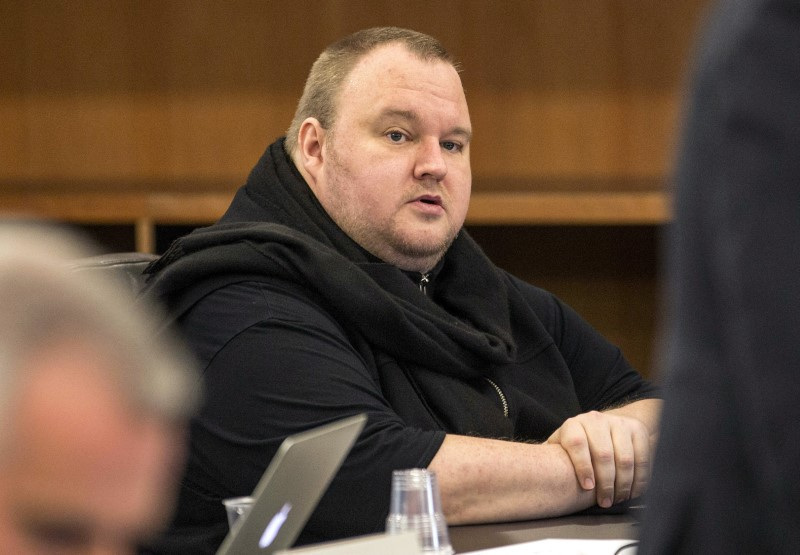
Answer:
[2, 0, 710, 189]
[467, 225, 662, 376]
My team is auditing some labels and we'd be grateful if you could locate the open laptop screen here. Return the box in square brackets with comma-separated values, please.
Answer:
[216, 414, 367, 555]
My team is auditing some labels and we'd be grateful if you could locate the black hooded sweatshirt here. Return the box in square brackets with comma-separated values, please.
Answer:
[141, 138, 657, 554]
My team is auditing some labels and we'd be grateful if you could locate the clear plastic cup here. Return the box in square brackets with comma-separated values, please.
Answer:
[385, 469, 453, 555]
[222, 496, 255, 530]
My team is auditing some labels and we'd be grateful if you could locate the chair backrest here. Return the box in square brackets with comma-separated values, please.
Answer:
[71, 252, 159, 294]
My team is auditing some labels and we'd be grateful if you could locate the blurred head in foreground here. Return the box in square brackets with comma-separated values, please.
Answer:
[0, 223, 199, 554]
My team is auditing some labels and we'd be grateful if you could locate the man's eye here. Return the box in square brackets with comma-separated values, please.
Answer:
[387, 131, 406, 143]
[23, 522, 91, 550]
[442, 141, 462, 152]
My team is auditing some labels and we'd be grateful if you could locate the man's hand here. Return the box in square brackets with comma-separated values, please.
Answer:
[546, 408, 653, 508]
[429, 400, 661, 524]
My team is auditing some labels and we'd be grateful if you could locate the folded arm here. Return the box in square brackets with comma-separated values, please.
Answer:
[429, 398, 662, 524]
[429, 434, 594, 524]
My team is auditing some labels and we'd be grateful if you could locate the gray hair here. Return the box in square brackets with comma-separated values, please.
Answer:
[0, 223, 199, 440]
[284, 26, 458, 155]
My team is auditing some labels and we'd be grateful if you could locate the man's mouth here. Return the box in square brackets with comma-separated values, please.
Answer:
[416, 195, 442, 206]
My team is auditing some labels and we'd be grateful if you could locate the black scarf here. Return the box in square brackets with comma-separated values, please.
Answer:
[145, 139, 543, 437]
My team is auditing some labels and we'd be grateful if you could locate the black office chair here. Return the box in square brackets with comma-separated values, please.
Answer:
[71, 252, 158, 294]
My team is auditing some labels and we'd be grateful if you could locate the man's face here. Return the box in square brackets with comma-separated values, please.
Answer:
[313, 43, 472, 273]
[0, 341, 183, 554]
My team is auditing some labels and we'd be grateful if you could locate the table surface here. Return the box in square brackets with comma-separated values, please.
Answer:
[448, 513, 639, 553]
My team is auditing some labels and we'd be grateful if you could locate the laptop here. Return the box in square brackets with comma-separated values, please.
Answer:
[216, 413, 367, 555]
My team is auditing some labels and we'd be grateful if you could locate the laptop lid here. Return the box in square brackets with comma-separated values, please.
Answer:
[216, 413, 367, 555]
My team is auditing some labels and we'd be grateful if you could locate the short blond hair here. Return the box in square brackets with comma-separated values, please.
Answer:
[284, 27, 458, 155]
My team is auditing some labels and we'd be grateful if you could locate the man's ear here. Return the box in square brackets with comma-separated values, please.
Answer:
[296, 118, 327, 185]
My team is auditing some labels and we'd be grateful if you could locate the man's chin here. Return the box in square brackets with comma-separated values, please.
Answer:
[388, 237, 455, 271]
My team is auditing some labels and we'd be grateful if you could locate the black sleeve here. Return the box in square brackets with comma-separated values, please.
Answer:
[181, 279, 445, 544]
[507, 274, 659, 411]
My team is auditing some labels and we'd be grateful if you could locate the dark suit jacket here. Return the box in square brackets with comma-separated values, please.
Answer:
[639, 1, 800, 553]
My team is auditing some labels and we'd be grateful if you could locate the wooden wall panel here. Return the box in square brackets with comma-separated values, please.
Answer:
[468, 225, 662, 376]
[1, 0, 710, 189]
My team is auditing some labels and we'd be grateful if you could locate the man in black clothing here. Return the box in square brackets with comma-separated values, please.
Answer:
[638, 1, 800, 553]
[144, 27, 660, 553]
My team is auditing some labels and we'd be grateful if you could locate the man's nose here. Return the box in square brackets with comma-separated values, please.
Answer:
[413, 139, 448, 182]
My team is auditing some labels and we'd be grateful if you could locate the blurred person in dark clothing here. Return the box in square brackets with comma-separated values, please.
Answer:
[639, 1, 800, 552]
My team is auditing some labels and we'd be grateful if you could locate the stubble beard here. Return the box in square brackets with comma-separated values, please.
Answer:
[324, 145, 458, 271]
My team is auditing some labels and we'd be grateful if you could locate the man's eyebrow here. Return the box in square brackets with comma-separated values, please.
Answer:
[378, 108, 418, 123]
[378, 109, 472, 142]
